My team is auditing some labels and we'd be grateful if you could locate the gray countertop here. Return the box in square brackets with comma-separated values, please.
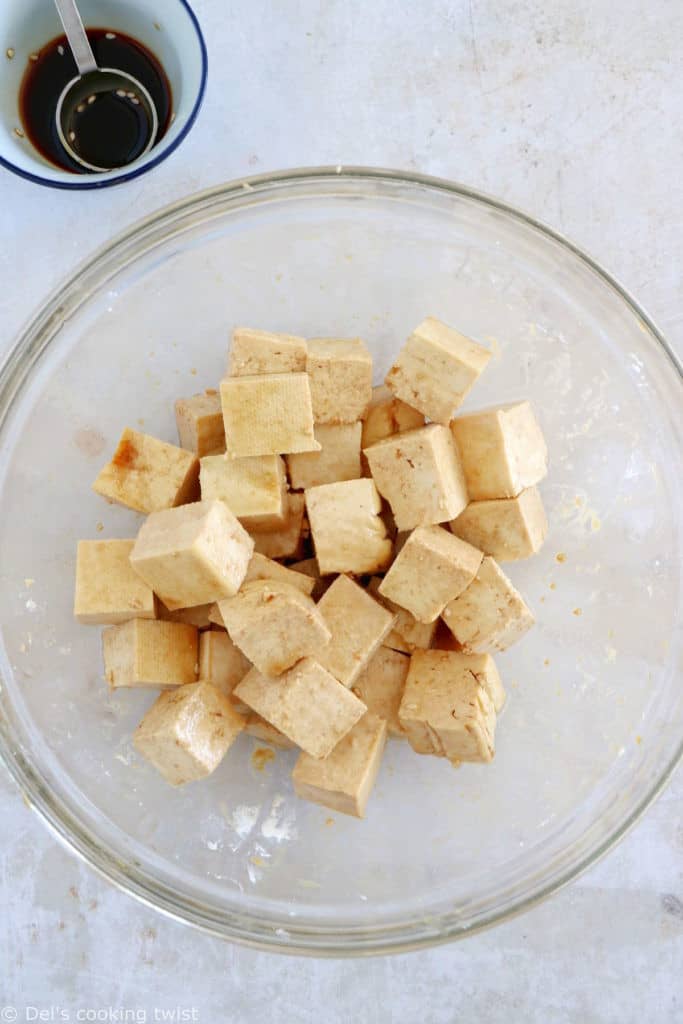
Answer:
[1, 1, 681, 1019]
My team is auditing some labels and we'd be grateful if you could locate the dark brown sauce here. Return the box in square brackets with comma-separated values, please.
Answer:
[19, 28, 172, 174]
[112, 438, 139, 468]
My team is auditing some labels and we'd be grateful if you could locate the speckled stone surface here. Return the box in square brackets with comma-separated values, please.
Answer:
[1, 1, 681, 1019]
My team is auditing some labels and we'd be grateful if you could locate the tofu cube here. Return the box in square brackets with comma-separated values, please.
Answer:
[379, 526, 483, 623]
[200, 453, 288, 531]
[364, 424, 468, 530]
[442, 556, 535, 653]
[361, 385, 424, 449]
[305, 479, 393, 575]
[244, 551, 316, 596]
[229, 327, 307, 376]
[306, 337, 373, 423]
[103, 619, 198, 689]
[351, 647, 409, 737]
[234, 658, 366, 758]
[289, 557, 331, 600]
[130, 500, 254, 610]
[93, 428, 199, 514]
[218, 580, 331, 677]
[198, 630, 251, 703]
[74, 539, 155, 625]
[286, 422, 362, 490]
[430, 619, 463, 652]
[220, 373, 319, 457]
[133, 681, 244, 785]
[367, 577, 437, 653]
[451, 401, 548, 500]
[251, 492, 307, 559]
[292, 713, 387, 818]
[174, 392, 226, 457]
[316, 574, 396, 687]
[450, 487, 548, 561]
[398, 650, 503, 763]
[385, 317, 491, 424]
[157, 602, 214, 629]
[244, 713, 296, 749]
[207, 603, 226, 628]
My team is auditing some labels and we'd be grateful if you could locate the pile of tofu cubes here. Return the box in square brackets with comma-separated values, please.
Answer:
[74, 317, 548, 819]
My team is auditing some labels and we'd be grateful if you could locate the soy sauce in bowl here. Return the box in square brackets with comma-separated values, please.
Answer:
[20, 28, 172, 173]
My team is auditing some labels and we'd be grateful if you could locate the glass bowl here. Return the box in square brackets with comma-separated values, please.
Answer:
[0, 168, 681, 955]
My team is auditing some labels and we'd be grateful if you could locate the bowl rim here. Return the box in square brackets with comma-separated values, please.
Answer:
[0, 0, 208, 191]
[0, 165, 681, 955]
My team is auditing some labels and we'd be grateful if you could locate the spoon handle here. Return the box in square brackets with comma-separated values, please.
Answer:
[53, 0, 98, 76]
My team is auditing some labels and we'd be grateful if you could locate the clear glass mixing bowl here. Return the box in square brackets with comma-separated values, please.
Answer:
[0, 168, 681, 955]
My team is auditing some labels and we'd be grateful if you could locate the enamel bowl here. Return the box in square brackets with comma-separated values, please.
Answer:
[0, 0, 206, 189]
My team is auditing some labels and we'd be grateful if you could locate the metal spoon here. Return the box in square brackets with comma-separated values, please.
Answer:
[53, 0, 159, 172]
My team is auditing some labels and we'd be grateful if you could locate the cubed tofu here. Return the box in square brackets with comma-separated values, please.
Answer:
[251, 492, 307, 559]
[133, 681, 244, 785]
[218, 580, 331, 677]
[93, 428, 199, 514]
[198, 629, 251, 703]
[441, 556, 534, 653]
[103, 619, 198, 689]
[430, 619, 463, 651]
[451, 401, 548, 500]
[200, 453, 288, 531]
[306, 337, 373, 423]
[367, 577, 437, 653]
[379, 526, 483, 623]
[289, 557, 331, 600]
[364, 424, 468, 530]
[305, 479, 393, 575]
[351, 647, 409, 737]
[234, 658, 366, 758]
[174, 392, 226, 457]
[229, 327, 307, 376]
[398, 650, 503, 763]
[385, 317, 491, 424]
[244, 551, 316, 596]
[157, 602, 214, 629]
[207, 603, 226, 628]
[286, 422, 362, 489]
[316, 574, 396, 687]
[361, 385, 424, 449]
[74, 539, 155, 625]
[450, 487, 548, 561]
[244, 713, 296, 749]
[130, 500, 254, 610]
[220, 373, 319, 457]
[292, 713, 387, 818]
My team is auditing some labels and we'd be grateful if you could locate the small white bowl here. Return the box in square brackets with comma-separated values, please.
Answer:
[0, 0, 207, 189]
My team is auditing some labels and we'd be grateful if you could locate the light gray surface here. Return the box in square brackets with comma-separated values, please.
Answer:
[1, 0, 681, 1019]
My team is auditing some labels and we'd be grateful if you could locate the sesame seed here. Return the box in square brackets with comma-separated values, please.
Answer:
[87, 94, 96, 104]
[68, 130, 76, 142]
[116, 89, 126, 97]
[131, 97, 140, 105]
[76, 103, 86, 113]
[29, 52, 39, 62]
[126, 91, 135, 98]
[57, 45, 65, 56]
[105, 32, 116, 39]
[6, 47, 15, 60]
[13, 126, 25, 138]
